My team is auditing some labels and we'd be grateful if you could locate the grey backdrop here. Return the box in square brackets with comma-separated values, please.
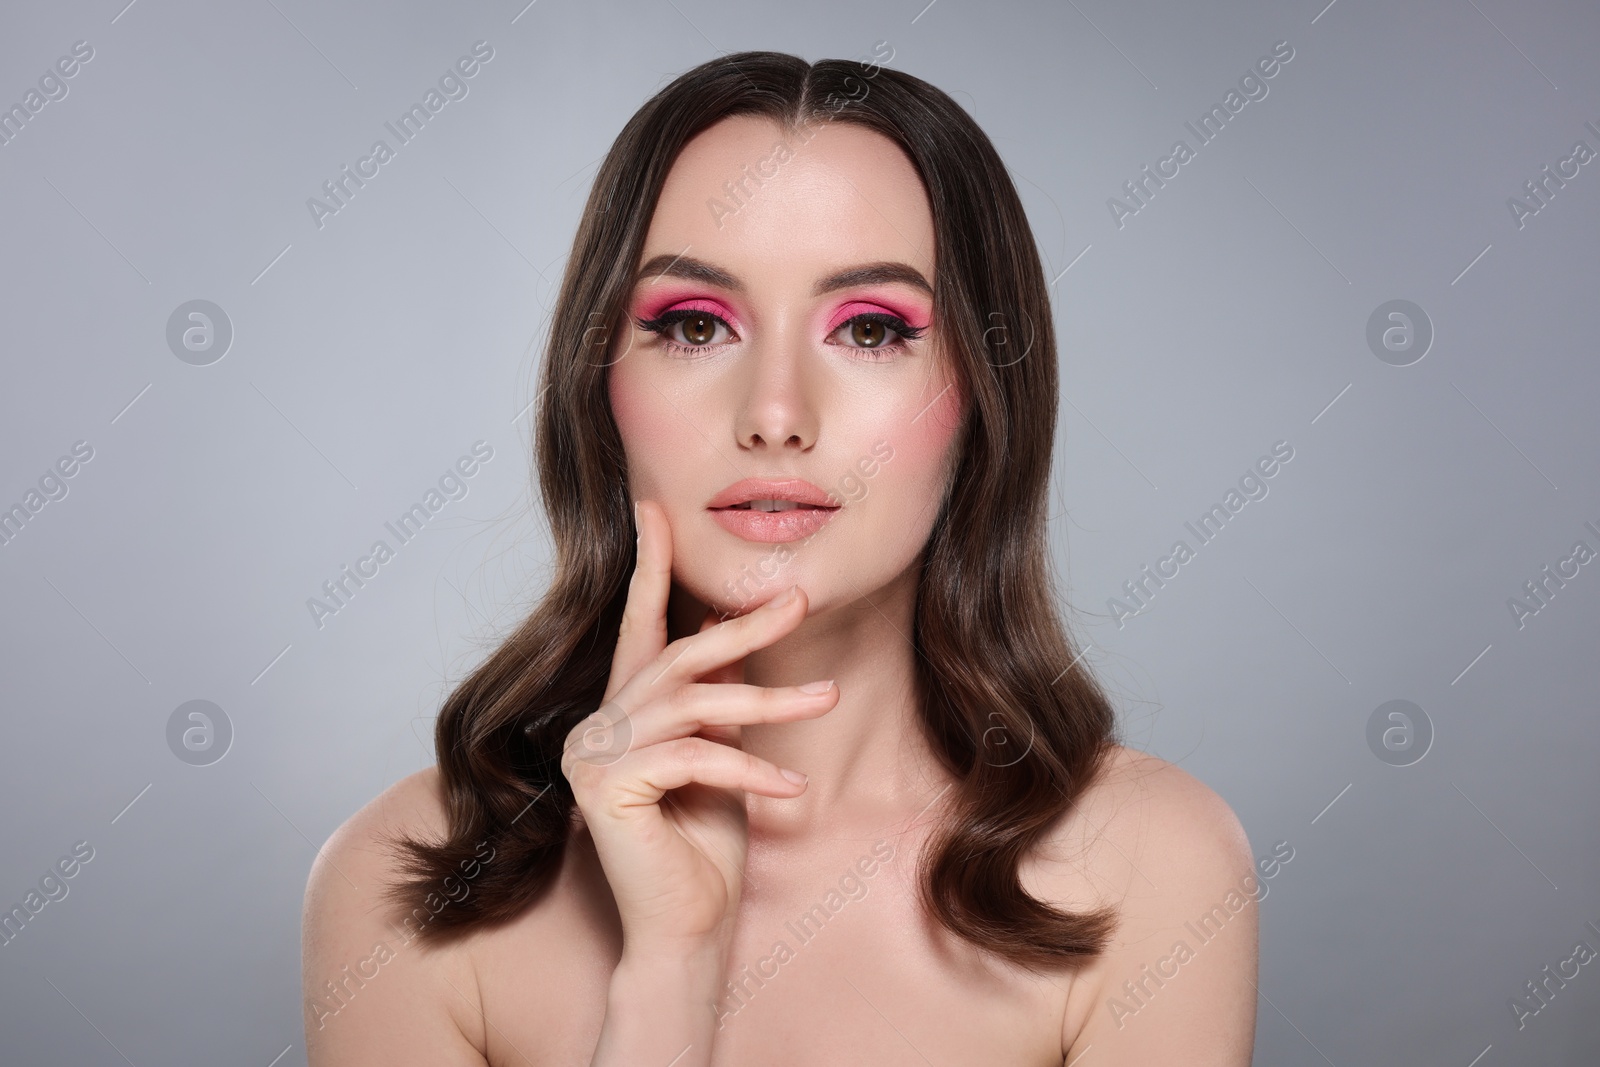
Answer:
[2, 0, 1597, 1064]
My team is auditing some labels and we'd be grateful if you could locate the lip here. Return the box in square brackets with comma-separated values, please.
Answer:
[707, 477, 841, 544]
[707, 478, 839, 509]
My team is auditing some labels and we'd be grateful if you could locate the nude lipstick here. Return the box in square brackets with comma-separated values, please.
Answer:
[707, 477, 841, 543]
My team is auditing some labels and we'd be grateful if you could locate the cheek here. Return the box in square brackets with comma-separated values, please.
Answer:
[877, 375, 963, 498]
[900, 382, 963, 477]
[832, 376, 962, 523]
[608, 365, 672, 457]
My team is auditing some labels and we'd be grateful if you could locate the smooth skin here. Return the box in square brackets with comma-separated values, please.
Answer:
[303, 114, 1257, 1066]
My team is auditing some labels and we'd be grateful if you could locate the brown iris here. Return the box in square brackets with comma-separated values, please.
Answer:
[851, 318, 888, 347]
[680, 313, 716, 346]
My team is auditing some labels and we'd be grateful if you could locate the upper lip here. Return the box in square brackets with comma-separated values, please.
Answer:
[707, 478, 839, 509]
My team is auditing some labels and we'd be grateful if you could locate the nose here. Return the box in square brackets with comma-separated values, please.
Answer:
[733, 326, 818, 452]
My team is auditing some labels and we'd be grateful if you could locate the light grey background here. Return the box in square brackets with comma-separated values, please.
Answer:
[2, 0, 1596, 1063]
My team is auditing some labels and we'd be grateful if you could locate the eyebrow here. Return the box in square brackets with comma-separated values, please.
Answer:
[634, 253, 933, 298]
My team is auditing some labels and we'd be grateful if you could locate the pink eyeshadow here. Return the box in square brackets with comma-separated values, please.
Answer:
[634, 289, 742, 329]
[824, 298, 929, 334]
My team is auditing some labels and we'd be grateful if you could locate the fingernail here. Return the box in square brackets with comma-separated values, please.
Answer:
[798, 679, 834, 694]
[780, 768, 807, 785]
[773, 585, 799, 608]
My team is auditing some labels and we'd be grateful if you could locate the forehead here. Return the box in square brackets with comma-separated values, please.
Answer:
[641, 113, 934, 278]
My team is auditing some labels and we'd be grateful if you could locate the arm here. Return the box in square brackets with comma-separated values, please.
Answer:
[1055, 750, 1259, 1066]
[590, 943, 726, 1065]
[302, 768, 488, 1066]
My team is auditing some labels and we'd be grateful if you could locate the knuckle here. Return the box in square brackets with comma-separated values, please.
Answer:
[673, 737, 707, 769]
[652, 639, 691, 679]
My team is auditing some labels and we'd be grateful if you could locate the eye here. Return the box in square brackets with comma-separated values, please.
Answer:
[634, 307, 737, 354]
[632, 306, 928, 359]
[828, 312, 926, 359]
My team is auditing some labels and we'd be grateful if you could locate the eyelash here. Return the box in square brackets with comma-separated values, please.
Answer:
[633, 308, 926, 360]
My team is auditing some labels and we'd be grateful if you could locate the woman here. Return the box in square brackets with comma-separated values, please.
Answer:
[302, 50, 1258, 1065]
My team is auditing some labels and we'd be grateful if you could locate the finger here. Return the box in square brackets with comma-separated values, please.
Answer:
[696, 604, 743, 686]
[605, 499, 672, 703]
[618, 584, 809, 705]
[602, 737, 808, 810]
[627, 680, 839, 752]
[694, 606, 744, 748]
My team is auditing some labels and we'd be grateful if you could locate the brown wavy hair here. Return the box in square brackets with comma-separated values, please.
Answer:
[385, 49, 1121, 973]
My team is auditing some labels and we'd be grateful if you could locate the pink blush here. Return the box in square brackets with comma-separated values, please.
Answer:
[607, 361, 676, 452]
[893, 374, 964, 458]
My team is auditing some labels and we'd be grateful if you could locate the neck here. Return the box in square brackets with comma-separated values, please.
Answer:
[666, 566, 955, 842]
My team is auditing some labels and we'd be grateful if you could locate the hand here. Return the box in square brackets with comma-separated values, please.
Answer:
[560, 500, 839, 958]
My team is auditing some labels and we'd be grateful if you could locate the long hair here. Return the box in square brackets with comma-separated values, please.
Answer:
[385, 49, 1121, 973]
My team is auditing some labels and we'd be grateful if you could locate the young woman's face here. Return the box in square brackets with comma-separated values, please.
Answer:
[608, 113, 964, 618]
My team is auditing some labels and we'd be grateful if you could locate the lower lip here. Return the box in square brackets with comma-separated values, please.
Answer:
[709, 505, 839, 542]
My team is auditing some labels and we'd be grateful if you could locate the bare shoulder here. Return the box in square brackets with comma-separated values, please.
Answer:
[1034, 744, 1259, 1066]
[301, 766, 489, 1066]
[1050, 744, 1253, 865]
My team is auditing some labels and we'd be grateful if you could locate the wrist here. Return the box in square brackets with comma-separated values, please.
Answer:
[597, 943, 725, 1066]
[614, 936, 725, 983]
